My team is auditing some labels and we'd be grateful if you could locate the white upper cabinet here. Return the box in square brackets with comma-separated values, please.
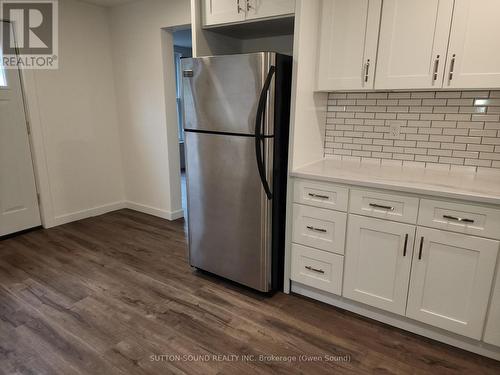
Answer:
[203, 0, 294, 27]
[245, 0, 295, 20]
[406, 227, 499, 339]
[343, 214, 415, 315]
[316, 0, 382, 90]
[203, 0, 246, 26]
[316, 0, 500, 90]
[375, 0, 454, 89]
[444, 0, 500, 89]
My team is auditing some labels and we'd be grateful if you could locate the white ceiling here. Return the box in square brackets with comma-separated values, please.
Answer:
[80, 0, 136, 7]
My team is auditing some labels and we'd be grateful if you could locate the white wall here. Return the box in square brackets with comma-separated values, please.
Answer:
[283, 0, 325, 293]
[109, 0, 190, 220]
[25, 0, 125, 226]
[288, 0, 326, 170]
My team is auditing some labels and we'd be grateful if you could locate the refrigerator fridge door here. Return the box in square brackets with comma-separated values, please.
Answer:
[182, 53, 276, 136]
[185, 131, 274, 291]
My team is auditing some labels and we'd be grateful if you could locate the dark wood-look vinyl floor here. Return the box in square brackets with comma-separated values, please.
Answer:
[1, 209, 499, 375]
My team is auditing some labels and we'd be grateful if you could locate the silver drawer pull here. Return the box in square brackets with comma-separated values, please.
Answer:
[369, 203, 395, 211]
[363, 59, 370, 83]
[443, 215, 474, 224]
[305, 265, 325, 274]
[308, 193, 329, 199]
[306, 225, 327, 233]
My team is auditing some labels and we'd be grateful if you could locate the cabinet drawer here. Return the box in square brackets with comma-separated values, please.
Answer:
[292, 204, 347, 254]
[291, 243, 343, 295]
[350, 189, 419, 224]
[294, 179, 348, 211]
[418, 199, 500, 240]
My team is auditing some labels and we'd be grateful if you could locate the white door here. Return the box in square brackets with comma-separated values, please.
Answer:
[375, 0, 453, 89]
[316, 0, 382, 90]
[407, 227, 499, 340]
[444, 0, 500, 88]
[203, 0, 245, 26]
[0, 22, 41, 236]
[245, 0, 295, 20]
[343, 215, 416, 315]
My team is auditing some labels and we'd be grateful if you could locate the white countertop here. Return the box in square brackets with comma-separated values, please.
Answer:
[291, 159, 500, 206]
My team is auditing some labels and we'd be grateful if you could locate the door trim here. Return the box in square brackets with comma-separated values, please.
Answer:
[15, 69, 55, 228]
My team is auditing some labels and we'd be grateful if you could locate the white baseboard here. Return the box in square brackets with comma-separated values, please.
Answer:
[125, 201, 184, 221]
[52, 201, 127, 227]
[291, 281, 500, 361]
[49, 200, 184, 228]
[168, 208, 185, 220]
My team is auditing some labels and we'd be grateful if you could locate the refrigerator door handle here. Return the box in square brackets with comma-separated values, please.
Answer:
[255, 65, 275, 200]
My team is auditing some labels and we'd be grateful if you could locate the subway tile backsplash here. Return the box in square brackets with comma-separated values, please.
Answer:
[324, 91, 500, 171]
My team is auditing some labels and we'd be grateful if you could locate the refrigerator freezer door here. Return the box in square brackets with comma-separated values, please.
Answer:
[185, 131, 273, 291]
[182, 53, 275, 136]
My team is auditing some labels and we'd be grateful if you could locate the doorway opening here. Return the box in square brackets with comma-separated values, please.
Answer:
[173, 28, 192, 214]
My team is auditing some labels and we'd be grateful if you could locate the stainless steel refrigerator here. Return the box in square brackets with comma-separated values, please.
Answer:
[181, 52, 292, 292]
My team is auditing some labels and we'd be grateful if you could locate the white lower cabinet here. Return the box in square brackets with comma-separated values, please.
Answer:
[291, 178, 500, 356]
[291, 243, 344, 295]
[484, 261, 500, 347]
[343, 214, 416, 315]
[406, 227, 499, 339]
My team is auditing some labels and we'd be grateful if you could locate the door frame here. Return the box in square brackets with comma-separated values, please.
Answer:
[17, 69, 55, 228]
[162, 25, 193, 220]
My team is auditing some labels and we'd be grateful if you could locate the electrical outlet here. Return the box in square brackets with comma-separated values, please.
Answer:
[389, 124, 401, 138]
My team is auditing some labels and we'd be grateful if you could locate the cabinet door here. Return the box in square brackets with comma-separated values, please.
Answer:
[245, 0, 295, 20]
[407, 227, 499, 339]
[484, 261, 500, 347]
[444, 0, 500, 88]
[375, 0, 453, 89]
[343, 215, 415, 315]
[316, 0, 382, 90]
[203, 0, 245, 26]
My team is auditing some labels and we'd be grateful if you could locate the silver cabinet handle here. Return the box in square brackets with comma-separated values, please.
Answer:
[246, 0, 252, 11]
[369, 203, 395, 211]
[418, 236, 424, 260]
[363, 59, 370, 83]
[305, 265, 325, 274]
[432, 55, 440, 82]
[306, 225, 327, 233]
[403, 233, 409, 257]
[237, 0, 244, 13]
[308, 193, 329, 199]
[443, 214, 474, 224]
[448, 54, 456, 83]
